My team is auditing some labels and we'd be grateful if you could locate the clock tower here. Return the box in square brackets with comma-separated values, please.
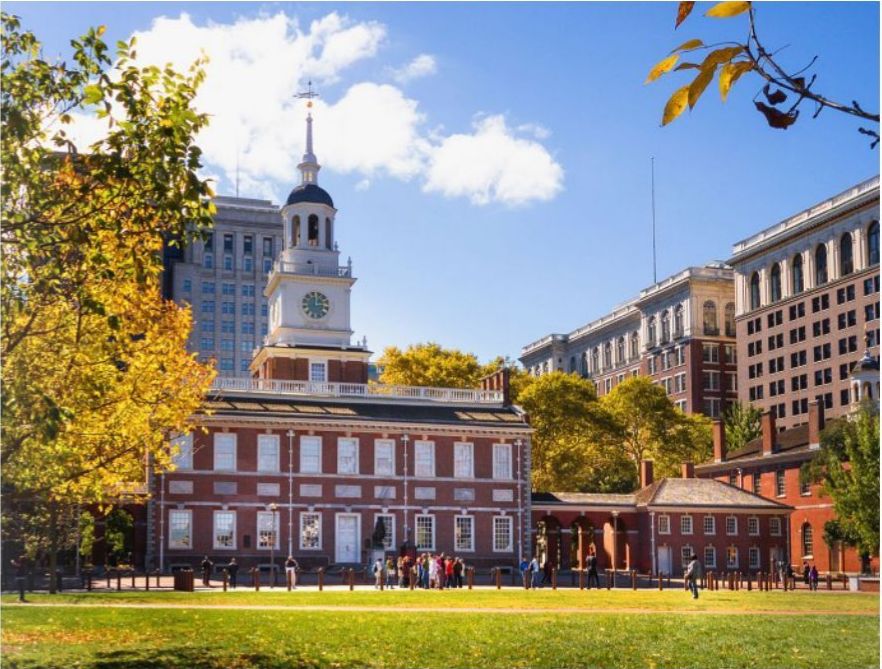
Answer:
[250, 91, 370, 384]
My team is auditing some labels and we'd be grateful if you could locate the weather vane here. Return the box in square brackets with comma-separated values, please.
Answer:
[295, 80, 319, 108]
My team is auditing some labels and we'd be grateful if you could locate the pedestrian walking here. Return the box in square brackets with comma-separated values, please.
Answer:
[587, 551, 600, 589]
[809, 565, 819, 591]
[453, 558, 464, 588]
[11, 556, 27, 602]
[519, 558, 530, 588]
[685, 553, 702, 599]
[200, 555, 213, 587]
[802, 561, 810, 587]
[227, 558, 239, 589]
[373, 558, 384, 589]
[285, 556, 299, 589]
[530, 556, 540, 588]
[386, 557, 396, 589]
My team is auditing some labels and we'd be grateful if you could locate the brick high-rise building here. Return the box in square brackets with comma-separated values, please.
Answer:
[729, 176, 879, 429]
[520, 264, 737, 418]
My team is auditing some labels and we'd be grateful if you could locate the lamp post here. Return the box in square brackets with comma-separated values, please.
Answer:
[268, 502, 278, 588]
[514, 438, 524, 564]
[286, 430, 294, 557]
[401, 433, 410, 549]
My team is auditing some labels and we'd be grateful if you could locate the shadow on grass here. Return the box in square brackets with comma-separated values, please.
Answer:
[8, 647, 326, 669]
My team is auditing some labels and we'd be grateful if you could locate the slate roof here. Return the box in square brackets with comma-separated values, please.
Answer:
[532, 492, 635, 507]
[199, 394, 528, 429]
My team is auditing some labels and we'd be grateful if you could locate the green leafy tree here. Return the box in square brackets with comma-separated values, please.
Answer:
[647, 2, 879, 146]
[378, 343, 483, 389]
[600, 376, 712, 480]
[104, 508, 134, 566]
[801, 403, 880, 558]
[724, 401, 762, 452]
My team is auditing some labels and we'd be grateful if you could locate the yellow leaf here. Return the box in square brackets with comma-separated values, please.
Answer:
[645, 54, 680, 84]
[675, 2, 695, 28]
[97, 25, 107, 37]
[719, 61, 754, 101]
[688, 67, 715, 109]
[662, 86, 690, 126]
[701, 46, 744, 70]
[705, 1, 751, 18]
[675, 62, 701, 71]
[670, 39, 704, 54]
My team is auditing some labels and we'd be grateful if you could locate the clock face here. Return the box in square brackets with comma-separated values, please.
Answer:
[301, 291, 330, 319]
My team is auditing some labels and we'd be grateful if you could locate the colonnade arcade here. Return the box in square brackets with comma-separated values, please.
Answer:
[534, 512, 634, 571]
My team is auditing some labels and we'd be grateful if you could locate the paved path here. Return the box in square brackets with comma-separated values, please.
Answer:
[6, 601, 877, 616]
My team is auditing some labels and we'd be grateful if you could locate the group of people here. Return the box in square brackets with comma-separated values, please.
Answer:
[519, 552, 601, 589]
[200, 555, 301, 589]
[801, 561, 821, 590]
[373, 554, 468, 589]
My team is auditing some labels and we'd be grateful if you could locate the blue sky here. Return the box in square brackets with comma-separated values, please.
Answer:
[9, 2, 880, 363]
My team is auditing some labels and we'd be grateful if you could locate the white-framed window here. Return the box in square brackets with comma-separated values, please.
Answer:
[748, 517, 760, 536]
[703, 516, 716, 535]
[726, 516, 738, 535]
[681, 545, 693, 569]
[256, 511, 280, 550]
[657, 514, 671, 534]
[309, 361, 327, 382]
[775, 470, 786, 497]
[493, 516, 513, 552]
[454, 515, 475, 552]
[300, 436, 322, 474]
[749, 547, 761, 569]
[414, 441, 435, 478]
[337, 437, 359, 475]
[492, 443, 513, 480]
[415, 514, 435, 551]
[213, 433, 237, 471]
[726, 546, 739, 569]
[168, 509, 192, 549]
[703, 545, 716, 569]
[257, 434, 280, 473]
[300, 512, 322, 550]
[374, 513, 395, 550]
[213, 510, 236, 550]
[680, 515, 693, 535]
[770, 517, 782, 536]
[374, 439, 395, 476]
[171, 434, 193, 470]
[454, 442, 474, 479]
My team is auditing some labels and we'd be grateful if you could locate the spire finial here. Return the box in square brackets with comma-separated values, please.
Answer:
[294, 81, 321, 185]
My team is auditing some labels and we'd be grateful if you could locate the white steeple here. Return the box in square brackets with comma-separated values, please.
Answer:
[296, 81, 320, 185]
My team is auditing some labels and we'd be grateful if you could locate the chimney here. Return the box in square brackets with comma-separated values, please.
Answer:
[640, 459, 654, 488]
[681, 462, 695, 479]
[480, 367, 511, 405]
[712, 420, 727, 463]
[761, 411, 776, 456]
[808, 400, 826, 448]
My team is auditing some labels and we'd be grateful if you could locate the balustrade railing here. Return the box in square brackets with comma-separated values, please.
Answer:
[272, 260, 352, 277]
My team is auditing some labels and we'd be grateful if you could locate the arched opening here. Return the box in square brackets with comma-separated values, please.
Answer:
[325, 217, 333, 250]
[703, 300, 718, 335]
[629, 332, 639, 359]
[792, 253, 804, 294]
[749, 272, 761, 310]
[580, 351, 588, 377]
[616, 337, 625, 364]
[770, 263, 782, 302]
[801, 522, 814, 558]
[591, 348, 599, 374]
[292, 215, 301, 248]
[869, 221, 879, 266]
[840, 232, 854, 276]
[568, 519, 596, 570]
[660, 310, 670, 343]
[603, 516, 629, 572]
[535, 516, 562, 569]
[673, 305, 684, 338]
[724, 302, 736, 337]
[647, 317, 656, 346]
[815, 244, 828, 285]
[603, 342, 612, 369]
[308, 214, 320, 247]
[569, 356, 577, 373]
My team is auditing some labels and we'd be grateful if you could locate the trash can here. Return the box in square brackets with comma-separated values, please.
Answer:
[173, 569, 194, 592]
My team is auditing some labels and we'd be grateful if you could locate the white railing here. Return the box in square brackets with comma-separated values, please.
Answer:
[210, 377, 504, 404]
[273, 260, 352, 278]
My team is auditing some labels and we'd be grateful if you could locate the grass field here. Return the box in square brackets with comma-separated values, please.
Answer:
[2, 590, 879, 668]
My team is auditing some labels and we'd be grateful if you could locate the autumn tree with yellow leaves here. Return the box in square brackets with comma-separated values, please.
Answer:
[1, 14, 216, 581]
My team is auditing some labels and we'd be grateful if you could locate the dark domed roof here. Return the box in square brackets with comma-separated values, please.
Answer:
[851, 354, 880, 374]
[286, 183, 334, 208]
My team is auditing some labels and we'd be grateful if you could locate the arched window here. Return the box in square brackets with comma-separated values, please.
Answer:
[869, 221, 880, 266]
[815, 244, 828, 285]
[792, 254, 804, 294]
[325, 217, 333, 250]
[661, 310, 671, 343]
[603, 342, 612, 369]
[749, 272, 761, 310]
[673, 305, 684, 338]
[308, 214, 320, 247]
[629, 332, 639, 359]
[580, 351, 588, 376]
[569, 356, 577, 373]
[802, 523, 814, 557]
[292, 215, 301, 247]
[617, 337, 625, 363]
[591, 347, 599, 373]
[840, 232, 854, 276]
[703, 301, 718, 335]
[725, 302, 736, 337]
[647, 317, 656, 346]
[770, 263, 782, 303]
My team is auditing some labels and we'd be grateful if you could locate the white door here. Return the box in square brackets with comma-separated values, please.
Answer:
[657, 546, 672, 575]
[335, 513, 360, 563]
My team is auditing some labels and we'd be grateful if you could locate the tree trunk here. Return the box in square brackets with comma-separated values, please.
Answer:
[48, 502, 58, 594]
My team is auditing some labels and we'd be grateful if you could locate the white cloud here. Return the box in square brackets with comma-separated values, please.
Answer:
[390, 54, 437, 84]
[424, 115, 564, 206]
[517, 122, 551, 140]
[61, 12, 562, 208]
[355, 178, 371, 191]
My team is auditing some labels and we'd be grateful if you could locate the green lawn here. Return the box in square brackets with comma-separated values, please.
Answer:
[2, 590, 879, 669]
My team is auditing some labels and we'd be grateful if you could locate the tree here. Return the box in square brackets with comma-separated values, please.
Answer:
[104, 508, 134, 566]
[378, 343, 484, 389]
[600, 376, 712, 480]
[1, 15, 216, 583]
[801, 403, 880, 558]
[517, 372, 633, 493]
[647, 2, 879, 146]
[724, 401, 762, 452]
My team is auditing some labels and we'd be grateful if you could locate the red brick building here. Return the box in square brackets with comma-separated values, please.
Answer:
[531, 461, 791, 577]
